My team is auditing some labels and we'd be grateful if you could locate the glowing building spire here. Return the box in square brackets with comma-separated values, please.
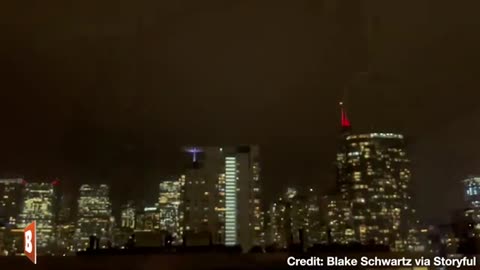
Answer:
[185, 147, 202, 162]
[339, 101, 351, 129]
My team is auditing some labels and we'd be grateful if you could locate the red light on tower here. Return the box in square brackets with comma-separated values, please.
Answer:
[340, 101, 351, 129]
[51, 179, 60, 186]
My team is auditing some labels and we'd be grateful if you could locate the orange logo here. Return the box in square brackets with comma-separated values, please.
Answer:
[24, 221, 36, 264]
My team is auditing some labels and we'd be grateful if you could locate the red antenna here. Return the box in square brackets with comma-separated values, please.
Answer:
[340, 101, 351, 128]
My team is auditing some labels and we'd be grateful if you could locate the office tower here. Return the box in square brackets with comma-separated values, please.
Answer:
[132, 205, 168, 247]
[120, 201, 136, 229]
[333, 101, 417, 250]
[0, 178, 24, 227]
[403, 224, 433, 253]
[336, 102, 352, 196]
[224, 146, 263, 250]
[182, 146, 263, 251]
[337, 132, 415, 250]
[324, 195, 355, 244]
[268, 199, 287, 249]
[461, 176, 480, 235]
[56, 224, 76, 255]
[268, 188, 323, 249]
[1, 227, 23, 256]
[158, 178, 183, 241]
[112, 201, 135, 248]
[0, 175, 25, 256]
[329, 102, 355, 243]
[182, 147, 222, 244]
[258, 210, 266, 247]
[57, 202, 72, 225]
[75, 184, 112, 251]
[305, 189, 326, 246]
[463, 176, 480, 210]
[54, 193, 75, 255]
[136, 205, 160, 232]
[282, 188, 307, 247]
[18, 182, 56, 254]
[268, 188, 307, 248]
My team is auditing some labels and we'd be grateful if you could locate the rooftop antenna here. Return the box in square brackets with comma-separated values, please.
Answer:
[339, 93, 351, 130]
[185, 147, 203, 162]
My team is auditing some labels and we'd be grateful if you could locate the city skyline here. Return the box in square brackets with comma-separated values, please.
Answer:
[1, 0, 480, 227]
[1, 145, 479, 256]
[2, 1, 480, 269]
[0, 103, 474, 227]
[0, 113, 474, 226]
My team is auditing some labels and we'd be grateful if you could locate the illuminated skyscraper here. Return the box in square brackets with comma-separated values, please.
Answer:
[75, 184, 112, 251]
[54, 193, 75, 255]
[0, 179, 24, 227]
[223, 146, 263, 250]
[268, 188, 306, 249]
[136, 205, 160, 231]
[336, 102, 353, 197]
[464, 176, 480, 209]
[268, 199, 287, 248]
[120, 201, 136, 229]
[306, 189, 326, 246]
[334, 103, 416, 250]
[267, 188, 323, 249]
[57, 196, 72, 225]
[462, 176, 480, 230]
[182, 150, 217, 240]
[325, 195, 355, 244]
[182, 146, 263, 251]
[337, 132, 415, 250]
[18, 182, 56, 254]
[158, 178, 183, 241]
[329, 102, 356, 243]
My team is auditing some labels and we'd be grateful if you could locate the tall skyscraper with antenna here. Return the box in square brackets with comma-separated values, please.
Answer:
[333, 102, 418, 251]
[182, 146, 263, 252]
[326, 102, 356, 244]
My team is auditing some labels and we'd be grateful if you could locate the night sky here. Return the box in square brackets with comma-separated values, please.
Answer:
[1, 0, 480, 223]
